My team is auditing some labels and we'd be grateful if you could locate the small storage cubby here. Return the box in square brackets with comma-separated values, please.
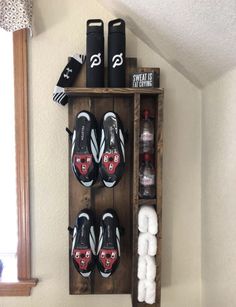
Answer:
[66, 58, 163, 307]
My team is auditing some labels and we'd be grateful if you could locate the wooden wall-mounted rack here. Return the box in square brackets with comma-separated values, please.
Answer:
[66, 58, 163, 307]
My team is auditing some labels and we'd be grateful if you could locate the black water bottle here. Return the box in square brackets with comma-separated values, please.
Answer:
[86, 19, 104, 87]
[108, 18, 126, 87]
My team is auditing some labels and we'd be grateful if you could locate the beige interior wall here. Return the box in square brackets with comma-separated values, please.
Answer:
[0, 0, 201, 306]
[202, 68, 236, 307]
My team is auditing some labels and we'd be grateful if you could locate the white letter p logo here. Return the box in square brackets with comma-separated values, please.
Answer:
[112, 53, 123, 68]
[90, 53, 101, 68]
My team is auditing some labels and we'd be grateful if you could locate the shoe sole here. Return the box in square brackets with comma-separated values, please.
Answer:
[99, 112, 125, 188]
[97, 209, 121, 277]
[71, 208, 96, 277]
[71, 111, 99, 187]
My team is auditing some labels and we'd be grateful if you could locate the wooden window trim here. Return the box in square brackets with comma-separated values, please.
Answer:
[0, 29, 38, 296]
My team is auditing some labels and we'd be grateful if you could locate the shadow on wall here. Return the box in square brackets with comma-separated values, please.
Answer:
[124, 15, 202, 88]
[32, 0, 69, 36]
[161, 125, 173, 288]
[0, 259, 3, 278]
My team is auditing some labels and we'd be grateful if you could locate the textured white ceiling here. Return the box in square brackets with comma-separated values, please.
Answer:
[98, 0, 236, 87]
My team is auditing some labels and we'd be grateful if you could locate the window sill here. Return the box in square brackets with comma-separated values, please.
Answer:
[0, 279, 38, 296]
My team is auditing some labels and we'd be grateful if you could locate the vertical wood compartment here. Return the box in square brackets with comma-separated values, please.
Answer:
[66, 58, 164, 306]
[131, 92, 163, 307]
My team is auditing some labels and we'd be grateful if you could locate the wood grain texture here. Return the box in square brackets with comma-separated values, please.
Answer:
[137, 67, 160, 88]
[92, 96, 115, 294]
[68, 58, 137, 295]
[138, 199, 157, 206]
[0, 279, 38, 296]
[65, 87, 164, 96]
[68, 59, 92, 294]
[155, 93, 164, 307]
[14, 28, 30, 280]
[135, 92, 163, 307]
[68, 59, 164, 305]
[138, 67, 160, 76]
[68, 96, 92, 295]
[138, 67, 160, 74]
[112, 96, 132, 294]
[131, 93, 141, 307]
[135, 96, 157, 307]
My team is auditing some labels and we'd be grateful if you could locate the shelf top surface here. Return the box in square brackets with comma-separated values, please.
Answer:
[64, 87, 164, 96]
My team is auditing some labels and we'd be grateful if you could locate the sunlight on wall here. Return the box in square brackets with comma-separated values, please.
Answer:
[0, 28, 17, 282]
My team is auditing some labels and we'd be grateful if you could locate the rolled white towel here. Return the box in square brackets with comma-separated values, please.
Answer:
[138, 279, 156, 304]
[138, 232, 157, 256]
[145, 280, 156, 305]
[138, 255, 156, 281]
[138, 256, 147, 280]
[138, 205, 158, 235]
[138, 279, 146, 302]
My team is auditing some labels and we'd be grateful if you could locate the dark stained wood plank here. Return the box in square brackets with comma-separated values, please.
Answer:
[131, 93, 141, 307]
[68, 96, 92, 295]
[137, 302, 156, 307]
[155, 93, 164, 307]
[92, 96, 115, 294]
[68, 57, 164, 305]
[68, 63, 92, 295]
[138, 67, 160, 88]
[65, 87, 164, 96]
[138, 199, 157, 206]
[112, 96, 133, 294]
[138, 67, 160, 74]
[90, 58, 137, 295]
[134, 92, 162, 307]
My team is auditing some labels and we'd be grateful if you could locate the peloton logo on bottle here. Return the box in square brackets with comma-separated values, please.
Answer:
[112, 53, 123, 68]
[90, 53, 101, 68]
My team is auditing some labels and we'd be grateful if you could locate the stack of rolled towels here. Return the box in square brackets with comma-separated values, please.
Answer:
[138, 205, 158, 304]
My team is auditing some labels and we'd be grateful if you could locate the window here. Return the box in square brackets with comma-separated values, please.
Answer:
[0, 29, 37, 296]
[0, 28, 17, 283]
